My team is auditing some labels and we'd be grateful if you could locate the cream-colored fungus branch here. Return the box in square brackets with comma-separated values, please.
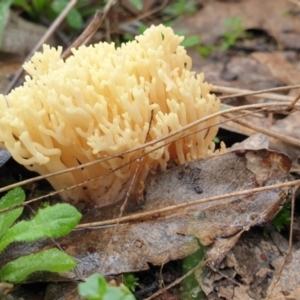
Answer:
[0, 25, 221, 207]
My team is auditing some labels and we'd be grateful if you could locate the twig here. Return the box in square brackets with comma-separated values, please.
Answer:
[99, 111, 154, 273]
[61, 11, 103, 59]
[222, 113, 300, 147]
[143, 183, 293, 299]
[144, 260, 207, 300]
[288, 91, 300, 110]
[0, 102, 296, 195]
[0, 109, 264, 213]
[5, 0, 77, 95]
[61, 0, 117, 59]
[0, 109, 263, 214]
[74, 178, 295, 229]
[265, 186, 296, 299]
[214, 84, 300, 101]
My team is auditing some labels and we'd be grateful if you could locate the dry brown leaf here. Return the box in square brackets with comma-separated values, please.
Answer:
[174, 0, 300, 49]
[197, 230, 300, 300]
[0, 150, 291, 295]
[251, 52, 300, 87]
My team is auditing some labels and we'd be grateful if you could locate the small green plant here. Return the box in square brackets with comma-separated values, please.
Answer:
[272, 203, 291, 232]
[123, 273, 139, 292]
[78, 273, 136, 300]
[220, 17, 248, 50]
[195, 44, 216, 58]
[0, 187, 82, 283]
[175, 30, 201, 48]
[128, 0, 143, 11]
[10, 0, 100, 30]
[164, 0, 197, 16]
[0, 0, 12, 47]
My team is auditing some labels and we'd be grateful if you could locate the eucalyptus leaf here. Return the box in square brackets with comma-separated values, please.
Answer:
[0, 248, 77, 283]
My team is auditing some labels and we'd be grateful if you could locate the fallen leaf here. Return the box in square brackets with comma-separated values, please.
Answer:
[0, 150, 291, 292]
[174, 0, 300, 50]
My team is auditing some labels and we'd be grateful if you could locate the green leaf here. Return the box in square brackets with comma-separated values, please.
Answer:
[195, 44, 215, 58]
[78, 273, 136, 300]
[0, 208, 23, 239]
[0, 187, 26, 210]
[129, 0, 143, 10]
[272, 203, 291, 232]
[124, 273, 139, 292]
[32, 0, 47, 13]
[0, 248, 77, 283]
[0, 0, 12, 48]
[12, 0, 33, 15]
[78, 273, 107, 299]
[181, 35, 201, 48]
[51, 0, 83, 29]
[0, 187, 25, 238]
[0, 203, 82, 252]
[51, 0, 68, 13]
[67, 8, 83, 29]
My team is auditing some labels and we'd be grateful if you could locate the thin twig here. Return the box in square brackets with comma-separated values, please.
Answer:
[0, 105, 297, 216]
[223, 113, 300, 147]
[288, 92, 300, 110]
[144, 184, 295, 299]
[265, 187, 296, 299]
[5, 0, 77, 95]
[0, 109, 264, 214]
[214, 84, 300, 101]
[62, 0, 117, 59]
[61, 11, 103, 59]
[144, 259, 208, 300]
[99, 111, 154, 273]
[75, 179, 294, 229]
[0, 102, 296, 195]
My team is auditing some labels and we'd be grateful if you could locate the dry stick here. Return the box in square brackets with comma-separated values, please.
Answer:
[144, 259, 208, 300]
[61, 0, 117, 59]
[75, 179, 295, 229]
[144, 187, 293, 300]
[134, 0, 169, 21]
[266, 187, 296, 299]
[0, 108, 264, 215]
[214, 84, 300, 101]
[4, 0, 77, 95]
[0, 107, 293, 219]
[0, 106, 296, 217]
[288, 91, 300, 110]
[120, 0, 168, 21]
[99, 111, 154, 273]
[0, 109, 258, 214]
[61, 11, 103, 59]
[0, 101, 297, 195]
[222, 113, 300, 147]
